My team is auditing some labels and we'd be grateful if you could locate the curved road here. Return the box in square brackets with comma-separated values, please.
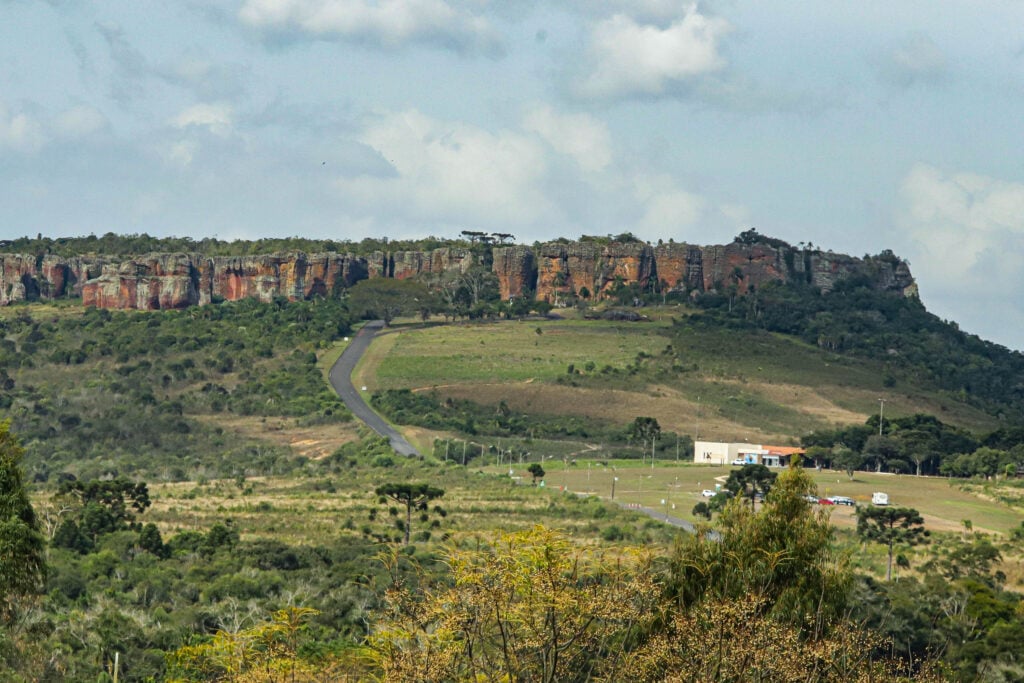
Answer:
[331, 323, 705, 534]
[328, 320, 421, 457]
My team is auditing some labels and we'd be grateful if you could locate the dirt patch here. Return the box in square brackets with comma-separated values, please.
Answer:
[193, 415, 360, 460]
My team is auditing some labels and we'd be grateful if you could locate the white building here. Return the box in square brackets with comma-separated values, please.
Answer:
[694, 441, 803, 467]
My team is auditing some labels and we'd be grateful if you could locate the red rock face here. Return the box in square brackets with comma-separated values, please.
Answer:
[594, 242, 654, 296]
[382, 248, 476, 280]
[653, 242, 702, 290]
[700, 243, 788, 294]
[492, 246, 536, 300]
[4, 239, 919, 310]
[0, 255, 36, 305]
[82, 254, 199, 310]
[534, 242, 655, 302]
[83, 252, 374, 309]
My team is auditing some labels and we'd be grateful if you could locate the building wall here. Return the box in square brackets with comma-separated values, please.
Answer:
[694, 441, 795, 466]
[694, 441, 730, 464]
[694, 441, 764, 465]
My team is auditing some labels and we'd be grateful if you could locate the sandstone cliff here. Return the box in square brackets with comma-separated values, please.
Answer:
[0, 237, 916, 310]
[1, 253, 104, 305]
[78, 252, 372, 310]
[492, 246, 536, 300]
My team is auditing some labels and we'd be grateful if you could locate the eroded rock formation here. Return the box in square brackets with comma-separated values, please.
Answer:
[78, 252, 372, 310]
[0, 237, 917, 310]
[1, 254, 104, 305]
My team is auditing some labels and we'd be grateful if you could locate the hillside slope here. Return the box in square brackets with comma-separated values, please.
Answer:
[361, 309, 1002, 450]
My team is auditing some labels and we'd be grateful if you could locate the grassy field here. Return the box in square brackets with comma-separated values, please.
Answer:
[526, 462, 1024, 535]
[373, 318, 671, 388]
[140, 460, 680, 550]
[130, 456, 1024, 589]
[355, 312, 999, 448]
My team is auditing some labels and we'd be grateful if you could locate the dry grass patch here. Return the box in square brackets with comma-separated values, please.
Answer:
[432, 381, 793, 443]
[715, 379, 867, 426]
[192, 414, 360, 460]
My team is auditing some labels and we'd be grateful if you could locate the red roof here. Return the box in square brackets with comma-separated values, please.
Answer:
[762, 446, 805, 456]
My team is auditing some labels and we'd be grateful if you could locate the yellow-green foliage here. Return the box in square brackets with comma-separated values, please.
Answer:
[368, 525, 661, 682]
[166, 607, 368, 682]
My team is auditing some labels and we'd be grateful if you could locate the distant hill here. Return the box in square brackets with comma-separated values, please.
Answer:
[3, 230, 1023, 433]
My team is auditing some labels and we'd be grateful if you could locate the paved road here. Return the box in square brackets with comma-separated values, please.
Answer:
[328, 321, 421, 457]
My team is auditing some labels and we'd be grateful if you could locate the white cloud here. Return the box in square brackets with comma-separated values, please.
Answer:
[521, 104, 611, 173]
[0, 102, 46, 152]
[576, 5, 731, 100]
[172, 103, 233, 135]
[899, 163, 1024, 348]
[336, 107, 722, 239]
[902, 164, 1024, 274]
[631, 172, 704, 234]
[344, 109, 555, 227]
[879, 32, 948, 87]
[54, 104, 107, 138]
[238, 0, 503, 55]
[165, 140, 199, 167]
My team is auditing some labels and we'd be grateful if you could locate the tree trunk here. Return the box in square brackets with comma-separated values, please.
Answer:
[405, 501, 412, 545]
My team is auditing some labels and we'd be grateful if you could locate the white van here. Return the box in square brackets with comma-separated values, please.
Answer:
[871, 492, 889, 506]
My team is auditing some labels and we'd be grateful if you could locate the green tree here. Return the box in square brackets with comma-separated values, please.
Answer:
[0, 420, 46, 622]
[831, 445, 862, 480]
[375, 483, 445, 545]
[629, 416, 661, 463]
[54, 478, 152, 549]
[723, 463, 777, 510]
[668, 463, 850, 629]
[856, 506, 928, 581]
[862, 434, 903, 473]
[527, 462, 545, 484]
[347, 278, 432, 326]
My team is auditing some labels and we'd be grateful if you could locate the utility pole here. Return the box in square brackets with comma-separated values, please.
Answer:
[611, 476, 618, 499]
[695, 395, 701, 441]
[878, 398, 886, 436]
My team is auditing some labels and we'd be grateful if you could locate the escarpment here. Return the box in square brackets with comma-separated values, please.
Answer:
[0, 237, 916, 310]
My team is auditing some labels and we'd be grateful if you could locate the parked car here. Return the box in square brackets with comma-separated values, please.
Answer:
[803, 494, 820, 503]
[827, 496, 855, 506]
[731, 459, 747, 466]
[701, 489, 718, 498]
[817, 497, 835, 505]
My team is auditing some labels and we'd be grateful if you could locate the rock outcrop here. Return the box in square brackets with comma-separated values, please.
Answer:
[533, 242, 657, 303]
[79, 252, 372, 310]
[0, 237, 917, 310]
[492, 246, 536, 300]
[1, 253, 104, 305]
[526, 239, 915, 302]
[82, 254, 198, 310]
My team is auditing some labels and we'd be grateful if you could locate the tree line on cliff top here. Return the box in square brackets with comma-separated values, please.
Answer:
[2, 231, 656, 257]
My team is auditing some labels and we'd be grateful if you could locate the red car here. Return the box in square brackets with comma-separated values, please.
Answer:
[817, 498, 835, 505]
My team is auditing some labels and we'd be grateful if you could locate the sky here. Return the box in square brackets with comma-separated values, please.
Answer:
[2, 1, 1024, 350]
